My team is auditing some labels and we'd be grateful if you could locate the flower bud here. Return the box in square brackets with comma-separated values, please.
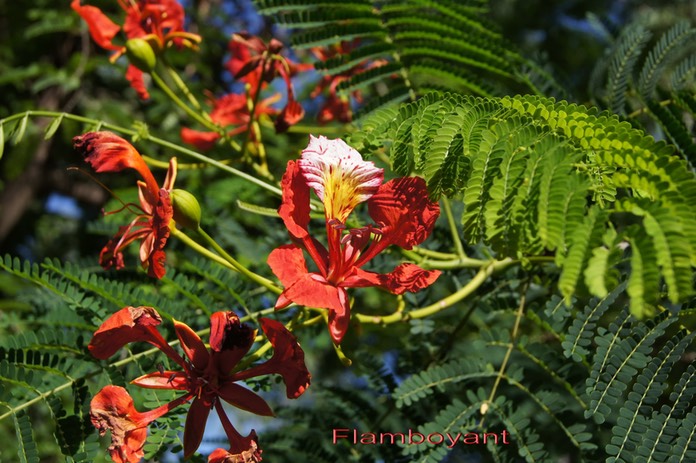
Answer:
[171, 189, 201, 230]
[125, 38, 157, 72]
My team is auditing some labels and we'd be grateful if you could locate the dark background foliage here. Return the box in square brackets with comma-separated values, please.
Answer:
[1, 1, 695, 462]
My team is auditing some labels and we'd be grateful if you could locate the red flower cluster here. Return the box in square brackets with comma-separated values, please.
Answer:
[180, 92, 280, 151]
[72, 0, 200, 99]
[89, 306, 310, 462]
[73, 131, 176, 278]
[268, 136, 441, 344]
[226, 33, 309, 132]
[310, 40, 387, 124]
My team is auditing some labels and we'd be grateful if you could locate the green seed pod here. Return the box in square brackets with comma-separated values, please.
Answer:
[125, 38, 157, 72]
[171, 189, 202, 230]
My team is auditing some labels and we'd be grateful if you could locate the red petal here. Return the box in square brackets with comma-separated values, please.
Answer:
[89, 306, 163, 358]
[209, 312, 255, 374]
[267, 244, 308, 289]
[208, 442, 262, 463]
[256, 318, 311, 398]
[364, 176, 439, 258]
[90, 386, 149, 463]
[217, 383, 274, 416]
[131, 371, 188, 390]
[180, 128, 221, 151]
[174, 320, 210, 370]
[274, 99, 305, 133]
[327, 288, 351, 344]
[278, 161, 311, 239]
[71, 0, 121, 51]
[144, 189, 173, 278]
[125, 64, 150, 100]
[73, 131, 159, 199]
[183, 398, 211, 458]
[354, 264, 441, 295]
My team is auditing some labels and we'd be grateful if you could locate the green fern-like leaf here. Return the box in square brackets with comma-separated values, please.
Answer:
[605, 24, 652, 114]
[606, 330, 694, 462]
[638, 21, 696, 98]
[255, 0, 532, 116]
[585, 311, 674, 424]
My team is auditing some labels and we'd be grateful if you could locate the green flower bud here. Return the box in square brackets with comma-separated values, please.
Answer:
[171, 189, 202, 230]
[125, 38, 157, 72]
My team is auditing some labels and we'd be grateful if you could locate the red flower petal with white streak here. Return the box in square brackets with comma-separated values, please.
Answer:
[367, 176, 440, 250]
[298, 135, 383, 222]
[70, 0, 121, 51]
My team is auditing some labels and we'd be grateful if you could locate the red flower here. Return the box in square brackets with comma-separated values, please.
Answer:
[73, 131, 176, 278]
[310, 41, 388, 123]
[90, 385, 190, 463]
[225, 33, 311, 132]
[268, 136, 441, 343]
[71, 0, 200, 99]
[88, 307, 310, 460]
[180, 92, 280, 151]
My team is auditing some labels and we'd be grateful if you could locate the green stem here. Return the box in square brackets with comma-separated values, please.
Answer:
[409, 247, 458, 260]
[151, 71, 223, 137]
[0, 110, 283, 197]
[164, 64, 203, 111]
[355, 258, 514, 324]
[442, 197, 467, 259]
[194, 227, 282, 294]
[401, 249, 487, 269]
[480, 280, 529, 425]
[285, 124, 349, 135]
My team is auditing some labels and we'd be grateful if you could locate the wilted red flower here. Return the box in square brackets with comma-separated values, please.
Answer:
[226, 33, 310, 132]
[180, 92, 280, 151]
[310, 40, 388, 123]
[90, 385, 190, 463]
[268, 136, 441, 343]
[73, 131, 176, 278]
[89, 307, 310, 460]
[71, 0, 200, 99]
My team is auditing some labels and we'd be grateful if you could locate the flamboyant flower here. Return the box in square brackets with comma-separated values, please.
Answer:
[268, 136, 441, 344]
[73, 131, 177, 278]
[71, 0, 201, 99]
[180, 92, 280, 151]
[310, 40, 388, 123]
[226, 33, 310, 132]
[90, 385, 191, 463]
[88, 306, 310, 461]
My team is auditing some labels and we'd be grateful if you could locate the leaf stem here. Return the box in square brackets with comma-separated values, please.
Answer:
[442, 197, 467, 259]
[355, 258, 514, 324]
[0, 110, 283, 197]
[480, 280, 529, 423]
